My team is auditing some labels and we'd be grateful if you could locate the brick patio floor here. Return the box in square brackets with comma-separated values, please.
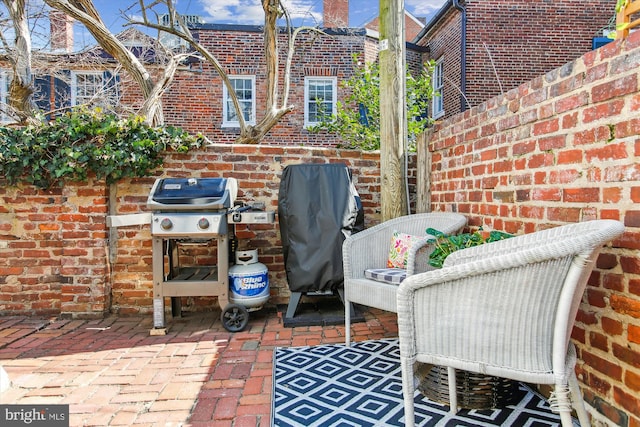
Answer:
[0, 304, 399, 426]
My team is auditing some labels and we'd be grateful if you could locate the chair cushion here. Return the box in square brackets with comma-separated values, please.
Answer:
[387, 231, 425, 268]
[364, 268, 407, 285]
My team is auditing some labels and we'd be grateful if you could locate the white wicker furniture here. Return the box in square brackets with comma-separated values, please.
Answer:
[396, 220, 625, 427]
[343, 212, 467, 345]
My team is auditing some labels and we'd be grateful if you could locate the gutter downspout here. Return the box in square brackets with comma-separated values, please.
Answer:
[453, 0, 467, 112]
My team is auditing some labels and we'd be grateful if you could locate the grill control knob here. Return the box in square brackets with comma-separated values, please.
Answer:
[198, 217, 210, 230]
[160, 218, 173, 230]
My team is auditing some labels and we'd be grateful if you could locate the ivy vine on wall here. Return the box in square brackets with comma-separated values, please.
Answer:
[0, 108, 206, 189]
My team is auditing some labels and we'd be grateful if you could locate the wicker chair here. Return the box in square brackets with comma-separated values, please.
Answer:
[396, 220, 625, 427]
[343, 212, 467, 345]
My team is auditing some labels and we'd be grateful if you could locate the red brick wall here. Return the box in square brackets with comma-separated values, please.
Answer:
[466, 0, 614, 107]
[1, 146, 411, 318]
[0, 180, 110, 318]
[421, 31, 640, 426]
[109, 146, 407, 315]
[418, 0, 615, 119]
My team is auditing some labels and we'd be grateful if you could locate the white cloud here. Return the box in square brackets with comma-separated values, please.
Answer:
[281, 0, 323, 24]
[198, 0, 261, 24]
[198, 0, 321, 25]
[195, 0, 445, 27]
[406, 0, 447, 18]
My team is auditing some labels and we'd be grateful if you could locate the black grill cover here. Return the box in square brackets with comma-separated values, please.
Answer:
[278, 163, 364, 293]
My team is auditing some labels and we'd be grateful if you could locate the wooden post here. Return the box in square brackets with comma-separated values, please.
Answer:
[617, 0, 640, 39]
[416, 130, 432, 213]
[379, 0, 407, 221]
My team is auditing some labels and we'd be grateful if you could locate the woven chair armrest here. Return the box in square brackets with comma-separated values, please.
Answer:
[397, 220, 624, 372]
[405, 238, 438, 276]
[401, 221, 617, 294]
[343, 212, 467, 280]
[343, 220, 401, 280]
[396, 254, 574, 373]
[443, 220, 623, 268]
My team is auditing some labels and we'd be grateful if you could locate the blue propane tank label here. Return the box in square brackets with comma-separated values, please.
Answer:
[230, 271, 269, 297]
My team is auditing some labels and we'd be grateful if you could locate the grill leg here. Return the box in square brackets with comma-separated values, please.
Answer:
[153, 298, 165, 328]
[285, 292, 303, 319]
[171, 297, 182, 318]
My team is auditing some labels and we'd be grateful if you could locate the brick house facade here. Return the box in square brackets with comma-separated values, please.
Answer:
[158, 24, 425, 145]
[415, 0, 616, 120]
[1, 16, 426, 148]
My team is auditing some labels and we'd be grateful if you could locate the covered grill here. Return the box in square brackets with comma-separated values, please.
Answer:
[147, 177, 235, 331]
[278, 163, 364, 322]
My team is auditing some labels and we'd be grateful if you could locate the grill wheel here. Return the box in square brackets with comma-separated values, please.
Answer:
[221, 304, 249, 332]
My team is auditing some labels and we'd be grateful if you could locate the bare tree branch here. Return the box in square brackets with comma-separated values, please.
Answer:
[44, 0, 168, 125]
[2, 0, 37, 124]
[131, 1, 251, 130]
[140, 51, 194, 124]
[131, 0, 325, 144]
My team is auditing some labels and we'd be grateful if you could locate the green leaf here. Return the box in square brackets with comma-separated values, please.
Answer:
[310, 55, 436, 151]
[616, 0, 630, 13]
[0, 107, 205, 189]
[427, 228, 514, 268]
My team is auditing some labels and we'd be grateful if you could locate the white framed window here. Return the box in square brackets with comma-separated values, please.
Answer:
[71, 71, 103, 106]
[432, 58, 444, 118]
[71, 71, 118, 107]
[304, 77, 337, 127]
[222, 76, 256, 127]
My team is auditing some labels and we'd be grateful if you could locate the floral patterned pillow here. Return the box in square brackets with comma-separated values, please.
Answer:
[387, 231, 425, 269]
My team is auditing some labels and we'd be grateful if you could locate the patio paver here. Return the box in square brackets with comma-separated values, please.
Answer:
[0, 304, 398, 426]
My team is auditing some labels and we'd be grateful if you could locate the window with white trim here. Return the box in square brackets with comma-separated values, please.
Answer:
[71, 71, 118, 107]
[222, 76, 256, 126]
[304, 77, 337, 127]
[432, 58, 444, 118]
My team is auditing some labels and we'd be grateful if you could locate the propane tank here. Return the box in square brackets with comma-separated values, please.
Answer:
[228, 249, 269, 309]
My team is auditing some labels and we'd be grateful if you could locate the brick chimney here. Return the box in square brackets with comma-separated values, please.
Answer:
[324, 0, 349, 28]
[50, 10, 74, 53]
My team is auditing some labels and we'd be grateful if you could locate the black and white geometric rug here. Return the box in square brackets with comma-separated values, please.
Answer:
[272, 339, 578, 426]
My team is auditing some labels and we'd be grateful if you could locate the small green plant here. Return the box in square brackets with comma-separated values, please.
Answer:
[0, 108, 206, 189]
[309, 55, 436, 151]
[426, 227, 514, 268]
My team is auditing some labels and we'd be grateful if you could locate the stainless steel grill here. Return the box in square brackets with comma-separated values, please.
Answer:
[147, 177, 233, 331]
[106, 176, 275, 333]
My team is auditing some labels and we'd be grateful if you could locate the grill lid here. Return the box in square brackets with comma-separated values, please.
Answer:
[147, 178, 231, 211]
